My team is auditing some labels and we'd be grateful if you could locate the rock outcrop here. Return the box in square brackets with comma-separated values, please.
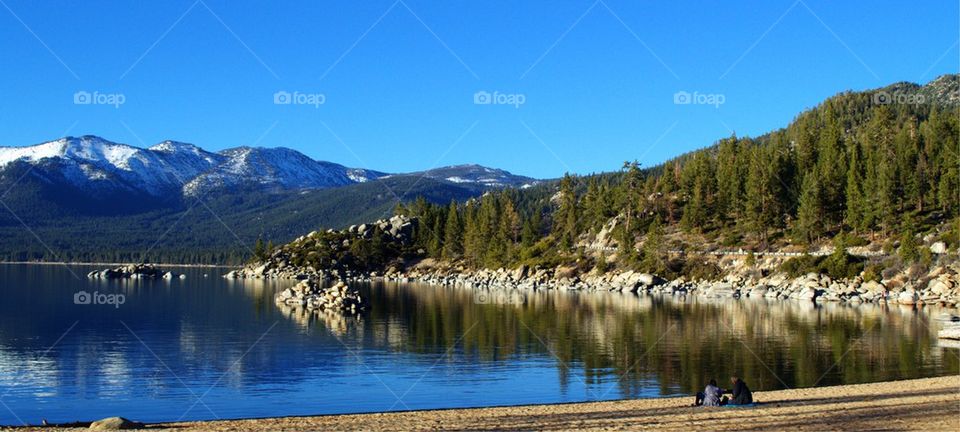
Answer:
[225, 215, 419, 280]
[275, 279, 367, 315]
[87, 264, 184, 280]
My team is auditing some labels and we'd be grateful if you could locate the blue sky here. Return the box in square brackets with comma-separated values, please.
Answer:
[0, 0, 956, 179]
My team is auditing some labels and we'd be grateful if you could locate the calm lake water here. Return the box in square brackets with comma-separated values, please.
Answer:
[0, 263, 957, 425]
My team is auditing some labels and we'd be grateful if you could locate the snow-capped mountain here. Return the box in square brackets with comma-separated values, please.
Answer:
[414, 164, 538, 188]
[0, 136, 386, 198]
[182, 146, 385, 196]
[0, 136, 219, 196]
[0, 136, 531, 200]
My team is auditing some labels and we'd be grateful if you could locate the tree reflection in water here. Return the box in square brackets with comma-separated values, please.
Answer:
[275, 280, 960, 398]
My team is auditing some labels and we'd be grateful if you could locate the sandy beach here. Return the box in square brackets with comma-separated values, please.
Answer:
[13, 375, 958, 431]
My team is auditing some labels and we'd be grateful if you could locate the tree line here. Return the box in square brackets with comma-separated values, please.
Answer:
[395, 88, 959, 275]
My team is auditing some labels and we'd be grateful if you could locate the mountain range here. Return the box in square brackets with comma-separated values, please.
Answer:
[0, 136, 539, 263]
[0, 136, 535, 200]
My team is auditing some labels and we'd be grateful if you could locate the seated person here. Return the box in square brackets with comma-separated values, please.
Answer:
[693, 379, 724, 406]
[728, 376, 753, 405]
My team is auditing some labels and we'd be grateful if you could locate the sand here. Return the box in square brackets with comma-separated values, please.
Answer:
[10, 375, 959, 431]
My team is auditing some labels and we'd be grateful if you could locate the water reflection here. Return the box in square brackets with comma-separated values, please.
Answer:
[0, 264, 956, 424]
[330, 281, 959, 395]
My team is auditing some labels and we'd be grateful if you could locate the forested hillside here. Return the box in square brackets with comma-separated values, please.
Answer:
[0, 175, 493, 264]
[379, 75, 959, 277]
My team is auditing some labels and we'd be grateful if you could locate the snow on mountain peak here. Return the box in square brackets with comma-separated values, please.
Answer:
[181, 146, 377, 196]
[0, 135, 533, 198]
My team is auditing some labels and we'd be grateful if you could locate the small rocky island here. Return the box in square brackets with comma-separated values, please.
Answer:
[87, 263, 185, 280]
[275, 279, 367, 315]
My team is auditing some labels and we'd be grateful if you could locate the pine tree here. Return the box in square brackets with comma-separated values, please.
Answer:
[898, 217, 920, 263]
[715, 134, 745, 222]
[620, 161, 643, 240]
[429, 214, 444, 257]
[679, 153, 715, 231]
[895, 122, 922, 212]
[640, 216, 667, 275]
[844, 140, 868, 232]
[863, 106, 898, 233]
[815, 116, 847, 227]
[442, 201, 463, 260]
[554, 174, 579, 249]
[744, 145, 780, 242]
[582, 178, 606, 233]
[796, 173, 823, 244]
[254, 237, 266, 261]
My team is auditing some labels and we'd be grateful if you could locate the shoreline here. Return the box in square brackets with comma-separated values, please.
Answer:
[0, 261, 233, 269]
[226, 263, 960, 312]
[15, 376, 959, 431]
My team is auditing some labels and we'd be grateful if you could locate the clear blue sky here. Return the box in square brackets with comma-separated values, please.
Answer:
[0, 0, 956, 179]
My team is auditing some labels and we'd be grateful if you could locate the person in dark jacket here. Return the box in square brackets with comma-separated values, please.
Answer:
[728, 376, 753, 405]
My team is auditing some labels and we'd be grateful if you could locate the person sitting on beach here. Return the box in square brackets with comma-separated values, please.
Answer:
[697, 379, 723, 406]
[693, 379, 725, 406]
[728, 376, 753, 405]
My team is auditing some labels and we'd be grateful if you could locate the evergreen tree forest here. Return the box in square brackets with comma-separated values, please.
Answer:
[389, 83, 959, 276]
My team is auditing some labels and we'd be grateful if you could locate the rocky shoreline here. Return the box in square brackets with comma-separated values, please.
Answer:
[227, 252, 960, 340]
[226, 257, 960, 309]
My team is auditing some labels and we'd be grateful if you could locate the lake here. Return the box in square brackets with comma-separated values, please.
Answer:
[0, 263, 957, 425]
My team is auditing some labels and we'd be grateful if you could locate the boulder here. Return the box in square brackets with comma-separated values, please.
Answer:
[89, 417, 142, 430]
[747, 286, 768, 298]
[512, 265, 529, 281]
[637, 273, 656, 286]
[795, 287, 820, 301]
[861, 280, 885, 293]
[927, 279, 951, 295]
[930, 241, 947, 254]
[898, 288, 919, 305]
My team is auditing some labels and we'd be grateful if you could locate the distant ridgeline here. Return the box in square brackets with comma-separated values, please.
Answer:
[260, 75, 959, 279]
[1, 75, 957, 266]
[0, 136, 534, 264]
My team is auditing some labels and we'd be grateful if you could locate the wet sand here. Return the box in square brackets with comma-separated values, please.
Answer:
[12, 375, 959, 431]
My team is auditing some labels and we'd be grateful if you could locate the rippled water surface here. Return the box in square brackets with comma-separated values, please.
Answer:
[0, 263, 957, 424]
